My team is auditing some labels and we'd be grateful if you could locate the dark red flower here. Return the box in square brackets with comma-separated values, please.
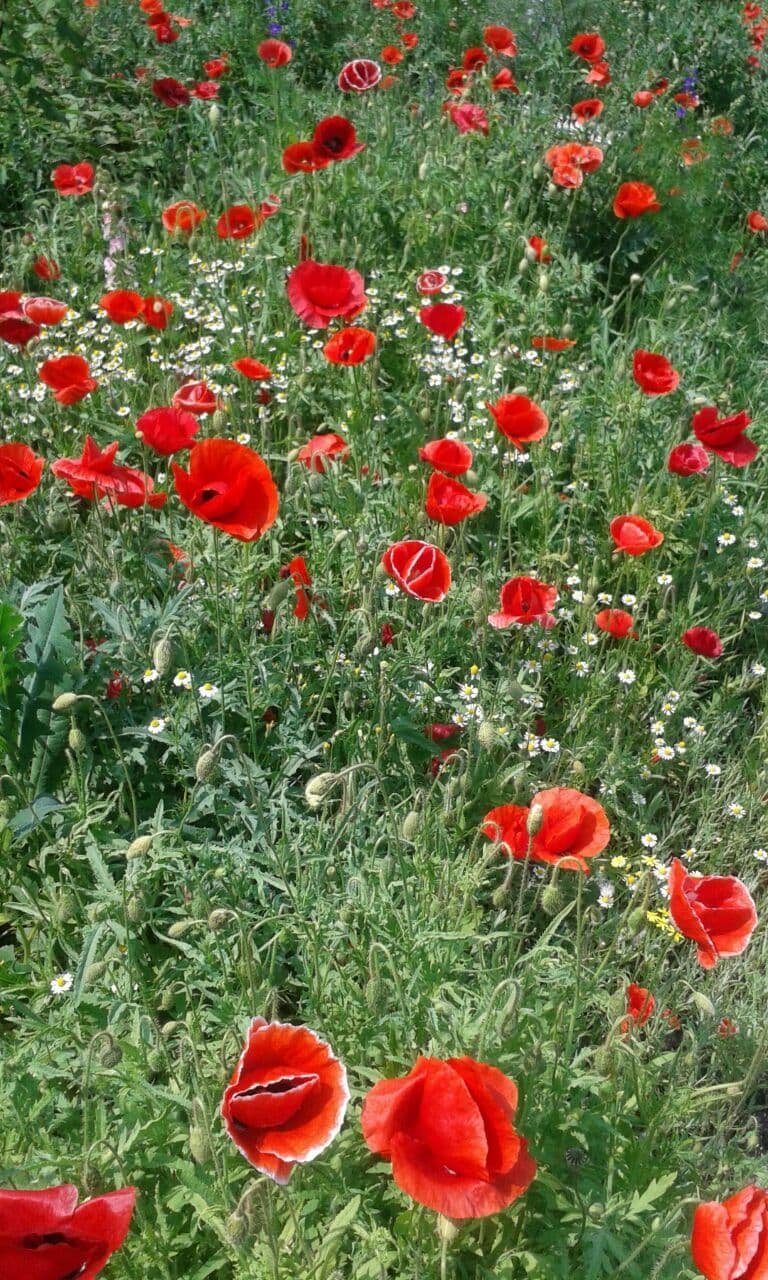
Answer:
[337, 59, 382, 92]
[203, 57, 229, 78]
[419, 303, 465, 341]
[668, 858, 757, 969]
[286, 260, 367, 328]
[311, 116, 366, 163]
[482, 787, 610, 872]
[681, 627, 723, 658]
[462, 46, 488, 71]
[172, 438, 279, 541]
[609, 514, 664, 555]
[667, 442, 710, 475]
[425, 472, 487, 525]
[595, 608, 636, 638]
[38, 354, 97, 405]
[151, 77, 191, 107]
[136, 406, 200, 454]
[692, 1186, 768, 1280]
[172, 380, 219, 415]
[633, 89, 654, 107]
[257, 38, 292, 67]
[381, 540, 451, 602]
[747, 210, 768, 233]
[296, 433, 349, 472]
[632, 349, 680, 395]
[613, 181, 661, 218]
[572, 97, 603, 121]
[216, 205, 261, 239]
[620, 984, 655, 1033]
[416, 270, 447, 295]
[283, 556, 312, 620]
[691, 406, 758, 467]
[0, 443, 45, 506]
[569, 32, 606, 61]
[0, 299, 40, 349]
[0, 1183, 135, 1280]
[322, 326, 376, 365]
[100, 290, 144, 324]
[51, 162, 94, 196]
[491, 68, 519, 92]
[488, 576, 558, 629]
[380, 622, 395, 646]
[418, 437, 473, 475]
[487, 394, 549, 448]
[191, 81, 219, 99]
[32, 254, 61, 281]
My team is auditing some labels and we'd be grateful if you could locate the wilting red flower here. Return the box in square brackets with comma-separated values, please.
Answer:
[172, 380, 219, 415]
[51, 162, 94, 196]
[38, 354, 97, 405]
[381, 45, 404, 65]
[425, 473, 487, 526]
[482, 787, 610, 872]
[691, 406, 758, 467]
[287, 260, 367, 329]
[172, 438, 278, 541]
[544, 142, 604, 178]
[620, 984, 655, 1033]
[488, 576, 558, 629]
[487, 394, 549, 448]
[668, 442, 710, 475]
[105, 670, 126, 699]
[232, 357, 272, 381]
[312, 115, 366, 162]
[484, 24, 517, 55]
[613, 181, 661, 218]
[681, 138, 708, 166]
[221, 1017, 348, 1183]
[0, 443, 45, 506]
[216, 204, 260, 239]
[449, 104, 489, 135]
[382, 540, 451, 602]
[297, 433, 349, 472]
[100, 290, 144, 324]
[718, 1018, 739, 1037]
[691, 1189, 768, 1280]
[361, 1055, 536, 1219]
[572, 97, 603, 121]
[162, 200, 207, 233]
[585, 60, 611, 86]
[141, 295, 173, 330]
[491, 68, 519, 91]
[633, 89, 654, 107]
[282, 142, 330, 174]
[462, 47, 488, 71]
[418, 437, 472, 475]
[710, 116, 733, 134]
[203, 56, 229, 78]
[257, 38, 292, 67]
[152, 77, 191, 107]
[337, 59, 382, 92]
[668, 858, 757, 969]
[0, 1183, 136, 1280]
[416, 270, 447, 295]
[632, 349, 680, 395]
[323, 326, 376, 365]
[528, 235, 551, 262]
[747, 209, 768, 232]
[610, 514, 664, 556]
[595, 608, 636, 638]
[136, 406, 199, 456]
[32, 254, 61, 281]
[52, 436, 166, 508]
[419, 302, 466, 341]
[681, 627, 723, 658]
[531, 336, 576, 352]
[0, 302, 39, 348]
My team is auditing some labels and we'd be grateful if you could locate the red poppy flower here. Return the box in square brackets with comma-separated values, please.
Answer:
[595, 608, 636, 638]
[401, 32, 419, 49]
[0, 1183, 135, 1280]
[692, 1186, 768, 1280]
[491, 68, 519, 91]
[172, 380, 219, 415]
[381, 45, 404, 65]
[141, 295, 173, 330]
[445, 68, 472, 95]
[484, 24, 517, 55]
[51, 162, 94, 196]
[610, 514, 664, 555]
[747, 210, 768, 232]
[281, 555, 312, 620]
[681, 626, 723, 658]
[100, 290, 144, 324]
[192, 81, 219, 100]
[38, 354, 97, 405]
[488, 575, 558, 629]
[681, 138, 707, 166]
[718, 1018, 738, 1037]
[296, 432, 349, 472]
[620, 984, 655, 1033]
[337, 59, 382, 92]
[232, 357, 273, 381]
[136, 406, 199, 456]
[418, 437, 472, 475]
[0, 443, 45, 506]
[450, 103, 489, 135]
[152, 77, 191, 107]
[613, 181, 661, 218]
[667, 442, 710, 475]
[323, 326, 376, 365]
[487, 394, 549, 448]
[544, 142, 604, 177]
[569, 32, 606, 61]
[691, 406, 758, 467]
[21, 296, 66, 327]
[416, 270, 447, 295]
[462, 47, 488, 71]
[531, 336, 576, 351]
[216, 204, 261, 239]
[361, 1055, 536, 1219]
[282, 142, 330, 174]
[425, 472, 487, 526]
[632, 349, 680, 395]
[312, 115, 366, 163]
[286, 260, 367, 329]
[32, 254, 61, 281]
[585, 61, 611, 86]
[203, 57, 229, 78]
[392, 0, 415, 16]
[257, 38, 292, 67]
[172, 438, 278, 541]
[572, 97, 603, 121]
[419, 303, 466, 341]
[482, 787, 609, 872]
[162, 200, 207, 233]
[151, 20, 179, 43]
[668, 858, 757, 969]
[633, 89, 654, 107]
[674, 91, 700, 110]
[52, 437, 166, 508]
[221, 1017, 349, 1183]
[528, 235, 552, 262]
[381, 540, 451, 602]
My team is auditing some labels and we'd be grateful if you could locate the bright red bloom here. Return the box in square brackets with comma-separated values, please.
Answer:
[488, 575, 558, 629]
[51, 162, 94, 196]
[445, 68, 471, 95]
[381, 540, 451, 602]
[32, 254, 61, 281]
[595, 608, 636, 638]
[718, 1018, 738, 1037]
[203, 57, 228, 77]
[418, 437, 472, 475]
[668, 858, 757, 970]
[487, 394, 549, 448]
[0, 443, 45, 506]
[100, 290, 144, 324]
[531, 335, 576, 351]
[392, 0, 415, 16]
[632, 349, 680, 395]
[286, 260, 367, 329]
[172, 438, 278, 541]
[613, 181, 661, 218]
[0, 304, 40, 348]
[38, 354, 97, 405]
[482, 787, 610, 872]
[667, 442, 710, 475]
[151, 77, 191, 107]
[136, 406, 199, 455]
[425, 472, 487, 525]
[337, 59, 382, 92]
[312, 115, 366, 162]
[216, 205, 261, 239]
[610, 514, 664, 555]
[361, 1055, 536, 1219]
[381, 45, 404, 65]
[491, 68, 519, 91]
[297, 433, 349, 472]
[569, 31, 606, 61]
[633, 89, 654, 107]
[401, 32, 419, 49]
[691, 1187, 768, 1280]
[282, 555, 312, 619]
[449, 104, 489, 135]
[484, 24, 517, 55]
[192, 81, 219, 100]
[747, 210, 768, 232]
[282, 142, 330, 174]
[620, 984, 655, 1033]
[415, 270, 447, 295]
[0, 1183, 135, 1280]
[52, 436, 166, 508]
[232, 356, 272, 381]
[528, 235, 551, 262]
[162, 200, 207, 233]
[544, 142, 604, 178]
[172, 380, 219, 415]
[681, 627, 723, 658]
[22, 296, 67, 327]
[572, 97, 603, 121]
[322, 326, 376, 365]
[462, 47, 488, 71]
[419, 303, 465, 341]
[585, 60, 611, 86]
[691, 406, 758, 467]
[140, 296, 172, 331]
[257, 38, 292, 67]
[221, 1017, 348, 1183]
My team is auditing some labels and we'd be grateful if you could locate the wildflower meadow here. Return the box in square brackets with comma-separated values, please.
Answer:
[1, 0, 768, 1275]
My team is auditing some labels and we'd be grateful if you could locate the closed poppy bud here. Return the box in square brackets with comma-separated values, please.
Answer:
[68, 725, 86, 754]
[152, 636, 174, 674]
[53, 692, 79, 712]
[540, 883, 563, 916]
[477, 721, 498, 752]
[195, 748, 219, 783]
[126, 834, 154, 860]
[305, 771, 341, 808]
[401, 811, 421, 841]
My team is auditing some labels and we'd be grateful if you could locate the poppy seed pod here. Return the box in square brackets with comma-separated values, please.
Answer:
[526, 803, 544, 836]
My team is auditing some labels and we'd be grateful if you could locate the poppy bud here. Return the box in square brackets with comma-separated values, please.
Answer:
[538, 272, 550, 293]
[126, 834, 154, 860]
[189, 1124, 211, 1164]
[401, 810, 421, 841]
[627, 906, 647, 935]
[168, 918, 196, 938]
[84, 960, 108, 984]
[352, 632, 375, 659]
[690, 394, 709, 406]
[526, 803, 544, 837]
[53, 892, 75, 924]
[227, 1210, 250, 1246]
[691, 991, 716, 1019]
[152, 635, 174, 675]
[304, 771, 341, 809]
[47, 510, 69, 534]
[209, 103, 220, 127]
[656, 608, 668, 623]
[68, 725, 86, 754]
[541, 883, 563, 916]
[267, 578, 293, 609]
[562, 322, 573, 337]
[629, 273, 643, 286]
[126, 894, 144, 923]
[588, 1203, 605, 1221]
[533, 162, 543, 178]
[365, 974, 384, 1007]
[436, 1216, 460, 1246]
[418, 157, 429, 179]
[464, 468, 480, 486]
[571, 759, 586, 776]
[99, 1036, 123, 1068]
[208, 907, 233, 930]
[510, 385, 528, 396]
[517, 257, 529, 274]
[212, 409, 227, 431]
[524, 243, 538, 262]
[195, 747, 219, 783]
[477, 721, 498, 752]
[53, 691, 79, 712]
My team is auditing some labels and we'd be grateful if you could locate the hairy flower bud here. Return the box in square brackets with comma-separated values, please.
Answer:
[477, 721, 498, 753]
[401, 810, 421, 841]
[53, 692, 79, 712]
[152, 636, 174, 676]
[195, 747, 219, 783]
[304, 771, 341, 809]
[526, 804, 544, 837]
[541, 883, 563, 916]
[126, 834, 154, 860]
[99, 1036, 123, 1068]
